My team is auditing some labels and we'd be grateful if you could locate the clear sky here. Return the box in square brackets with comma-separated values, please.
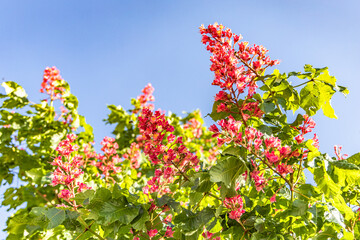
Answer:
[1, 0, 360, 237]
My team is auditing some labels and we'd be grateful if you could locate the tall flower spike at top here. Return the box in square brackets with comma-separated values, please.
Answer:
[51, 134, 90, 209]
[41, 66, 66, 101]
[200, 23, 279, 99]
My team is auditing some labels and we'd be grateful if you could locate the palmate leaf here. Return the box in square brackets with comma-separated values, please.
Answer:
[174, 208, 215, 233]
[156, 195, 181, 213]
[2, 81, 28, 98]
[297, 65, 348, 119]
[311, 156, 355, 220]
[300, 81, 330, 117]
[99, 200, 139, 224]
[86, 187, 140, 226]
[131, 207, 149, 231]
[261, 70, 300, 112]
[209, 155, 246, 187]
[312, 223, 339, 240]
[328, 160, 360, 190]
[1, 81, 29, 109]
[346, 152, 360, 166]
[45, 208, 66, 229]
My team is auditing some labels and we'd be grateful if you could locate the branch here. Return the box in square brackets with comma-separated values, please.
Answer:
[77, 217, 104, 240]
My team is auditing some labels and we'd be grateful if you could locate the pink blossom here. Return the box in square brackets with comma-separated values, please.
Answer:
[334, 145, 348, 160]
[215, 91, 229, 101]
[147, 229, 158, 238]
[279, 146, 291, 157]
[265, 151, 279, 164]
[165, 226, 174, 237]
[164, 214, 172, 223]
[200, 23, 279, 99]
[264, 136, 281, 149]
[40, 67, 66, 101]
[58, 189, 72, 200]
[276, 163, 293, 177]
[251, 170, 267, 191]
[202, 231, 214, 239]
[295, 135, 304, 144]
[223, 195, 245, 220]
[270, 194, 276, 203]
[312, 134, 320, 149]
[217, 103, 228, 113]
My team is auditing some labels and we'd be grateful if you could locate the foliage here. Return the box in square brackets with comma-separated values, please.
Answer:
[0, 24, 359, 240]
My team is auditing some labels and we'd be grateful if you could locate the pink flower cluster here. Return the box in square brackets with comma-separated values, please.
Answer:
[223, 195, 245, 221]
[40, 67, 75, 128]
[200, 23, 279, 108]
[207, 144, 220, 165]
[147, 229, 158, 238]
[183, 118, 203, 139]
[334, 145, 348, 160]
[57, 106, 73, 126]
[91, 137, 121, 182]
[134, 83, 155, 113]
[295, 115, 316, 144]
[210, 116, 264, 153]
[40, 67, 66, 101]
[263, 136, 294, 180]
[202, 231, 220, 240]
[138, 108, 199, 196]
[210, 116, 297, 191]
[122, 142, 141, 169]
[51, 134, 90, 206]
[82, 142, 97, 163]
[209, 115, 242, 146]
[250, 170, 267, 192]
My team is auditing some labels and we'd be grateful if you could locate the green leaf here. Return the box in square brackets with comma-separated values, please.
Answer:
[50, 131, 66, 150]
[45, 208, 66, 229]
[25, 168, 45, 185]
[313, 159, 341, 198]
[131, 207, 150, 231]
[322, 100, 337, 119]
[325, 204, 346, 229]
[313, 224, 339, 240]
[174, 208, 214, 232]
[62, 210, 80, 231]
[338, 85, 349, 96]
[260, 101, 275, 113]
[347, 152, 360, 166]
[209, 156, 245, 187]
[222, 145, 247, 159]
[309, 204, 326, 232]
[254, 218, 265, 233]
[330, 159, 360, 170]
[2, 81, 28, 98]
[311, 156, 355, 220]
[100, 200, 139, 224]
[1, 81, 29, 108]
[75, 189, 95, 205]
[297, 184, 322, 200]
[300, 82, 321, 116]
[289, 199, 308, 217]
[156, 195, 181, 213]
[255, 204, 271, 217]
[30, 207, 47, 217]
[290, 114, 305, 127]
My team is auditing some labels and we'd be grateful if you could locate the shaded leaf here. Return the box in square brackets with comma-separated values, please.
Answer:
[45, 208, 65, 229]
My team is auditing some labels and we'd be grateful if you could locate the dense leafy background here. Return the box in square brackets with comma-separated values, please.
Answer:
[1, 1, 360, 239]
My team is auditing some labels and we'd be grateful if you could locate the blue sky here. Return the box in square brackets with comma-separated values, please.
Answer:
[1, 0, 360, 236]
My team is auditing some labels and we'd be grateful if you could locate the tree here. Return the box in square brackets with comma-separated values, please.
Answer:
[1, 23, 359, 239]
